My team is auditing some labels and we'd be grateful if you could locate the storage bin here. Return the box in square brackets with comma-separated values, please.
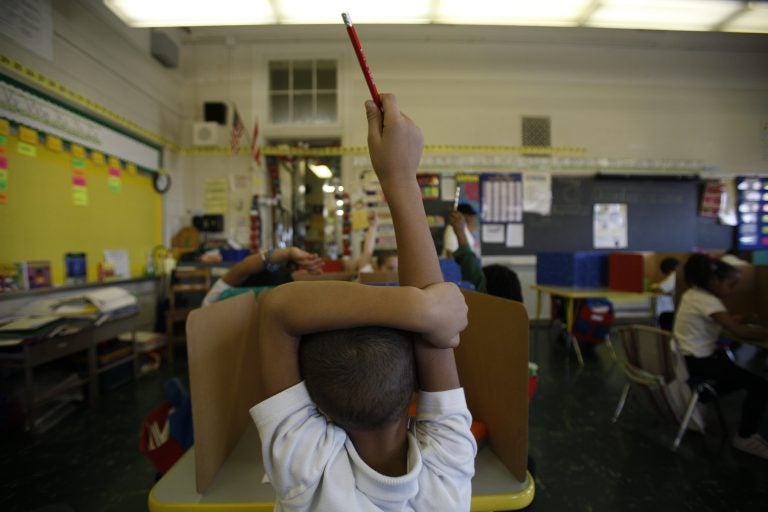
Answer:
[536, 252, 608, 287]
[608, 252, 648, 292]
[220, 249, 250, 262]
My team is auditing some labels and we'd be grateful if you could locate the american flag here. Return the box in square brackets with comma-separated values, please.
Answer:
[251, 118, 262, 165]
[230, 108, 245, 154]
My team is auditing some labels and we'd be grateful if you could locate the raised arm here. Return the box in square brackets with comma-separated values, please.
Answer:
[366, 94, 464, 391]
[255, 280, 467, 402]
[355, 212, 379, 272]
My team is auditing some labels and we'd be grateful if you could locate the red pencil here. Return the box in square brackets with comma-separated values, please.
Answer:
[341, 12, 383, 111]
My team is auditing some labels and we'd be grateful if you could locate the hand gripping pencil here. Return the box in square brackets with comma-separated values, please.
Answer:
[341, 12, 383, 111]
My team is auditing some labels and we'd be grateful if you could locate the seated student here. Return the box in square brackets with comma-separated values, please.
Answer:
[201, 247, 322, 306]
[650, 257, 680, 331]
[673, 253, 768, 459]
[446, 210, 486, 292]
[483, 264, 523, 303]
[250, 94, 476, 510]
[442, 203, 480, 258]
[356, 212, 399, 273]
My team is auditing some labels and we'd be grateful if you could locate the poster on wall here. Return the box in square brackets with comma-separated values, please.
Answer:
[522, 172, 552, 215]
[593, 203, 628, 249]
[478, 173, 523, 247]
[736, 176, 768, 250]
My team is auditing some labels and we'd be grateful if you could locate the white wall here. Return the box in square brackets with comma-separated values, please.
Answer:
[179, 25, 768, 190]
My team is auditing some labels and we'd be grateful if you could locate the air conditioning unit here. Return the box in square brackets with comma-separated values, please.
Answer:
[193, 122, 222, 147]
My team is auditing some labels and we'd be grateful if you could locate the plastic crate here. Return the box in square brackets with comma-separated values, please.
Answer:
[608, 252, 647, 292]
[536, 252, 608, 287]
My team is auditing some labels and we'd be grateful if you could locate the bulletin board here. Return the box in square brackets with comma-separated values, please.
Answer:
[0, 128, 162, 284]
[422, 174, 734, 256]
[481, 176, 733, 255]
[736, 176, 768, 250]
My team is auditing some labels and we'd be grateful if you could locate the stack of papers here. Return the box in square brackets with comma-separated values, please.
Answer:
[52, 287, 138, 316]
[0, 315, 62, 332]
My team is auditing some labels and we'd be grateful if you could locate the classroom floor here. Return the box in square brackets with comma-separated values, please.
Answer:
[2, 324, 768, 512]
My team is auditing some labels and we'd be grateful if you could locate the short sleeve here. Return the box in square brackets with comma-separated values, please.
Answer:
[443, 225, 459, 255]
[202, 278, 231, 306]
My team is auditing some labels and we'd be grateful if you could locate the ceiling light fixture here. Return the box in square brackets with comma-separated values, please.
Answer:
[103, 0, 767, 33]
[308, 164, 333, 179]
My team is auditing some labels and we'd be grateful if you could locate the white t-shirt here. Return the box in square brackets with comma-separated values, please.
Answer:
[655, 271, 676, 317]
[250, 382, 477, 512]
[442, 225, 480, 258]
[673, 287, 727, 358]
[201, 278, 231, 306]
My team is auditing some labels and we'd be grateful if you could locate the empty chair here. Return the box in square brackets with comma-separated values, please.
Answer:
[612, 324, 725, 451]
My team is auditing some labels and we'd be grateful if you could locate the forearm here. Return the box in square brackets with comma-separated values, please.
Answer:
[454, 228, 469, 248]
[221, 253, 265, 286]
[361, 221, 378, 257]
[221, 248, 297, 286]
[715, 312, 768, 341]
[261, 280, 436, 336]
[381, 179, 443, 288]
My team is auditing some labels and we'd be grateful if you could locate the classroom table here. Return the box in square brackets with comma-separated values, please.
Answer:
[148, 423, 535, 512]
[531, 284, 659, 366]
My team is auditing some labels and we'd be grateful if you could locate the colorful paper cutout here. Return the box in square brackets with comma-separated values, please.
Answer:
[18, 126, 38, 145]
[71, 144, 86, 159]
[72, 186, 88, 206]
[17, 142, 37, 157]
[46, 135, 63, 152]
[108, 176, 121, 192]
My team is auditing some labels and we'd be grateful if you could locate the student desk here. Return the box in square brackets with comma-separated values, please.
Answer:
[173, 290, 533, 510]
[0, 313, 138, 429]
[531, 284, 659, 366]
[148, 424, 535, 511]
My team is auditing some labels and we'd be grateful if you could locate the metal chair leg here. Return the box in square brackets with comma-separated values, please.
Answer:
[613, 383, 630, 423]
[570, 333, 585, 367]
[605, 335, 617, 363]
[673, 390, 700, 451]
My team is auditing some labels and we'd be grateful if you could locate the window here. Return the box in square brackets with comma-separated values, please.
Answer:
[269, 60, 337, 124]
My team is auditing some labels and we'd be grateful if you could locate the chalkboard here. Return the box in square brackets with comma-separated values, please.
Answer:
[423, 176, 733, 256]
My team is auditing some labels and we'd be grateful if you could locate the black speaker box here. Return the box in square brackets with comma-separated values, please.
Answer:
[193, 214, 225, 233]
[204, 102, 227, 125]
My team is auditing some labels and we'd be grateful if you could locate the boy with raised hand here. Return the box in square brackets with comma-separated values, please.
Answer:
[250, 93, 476, 511]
